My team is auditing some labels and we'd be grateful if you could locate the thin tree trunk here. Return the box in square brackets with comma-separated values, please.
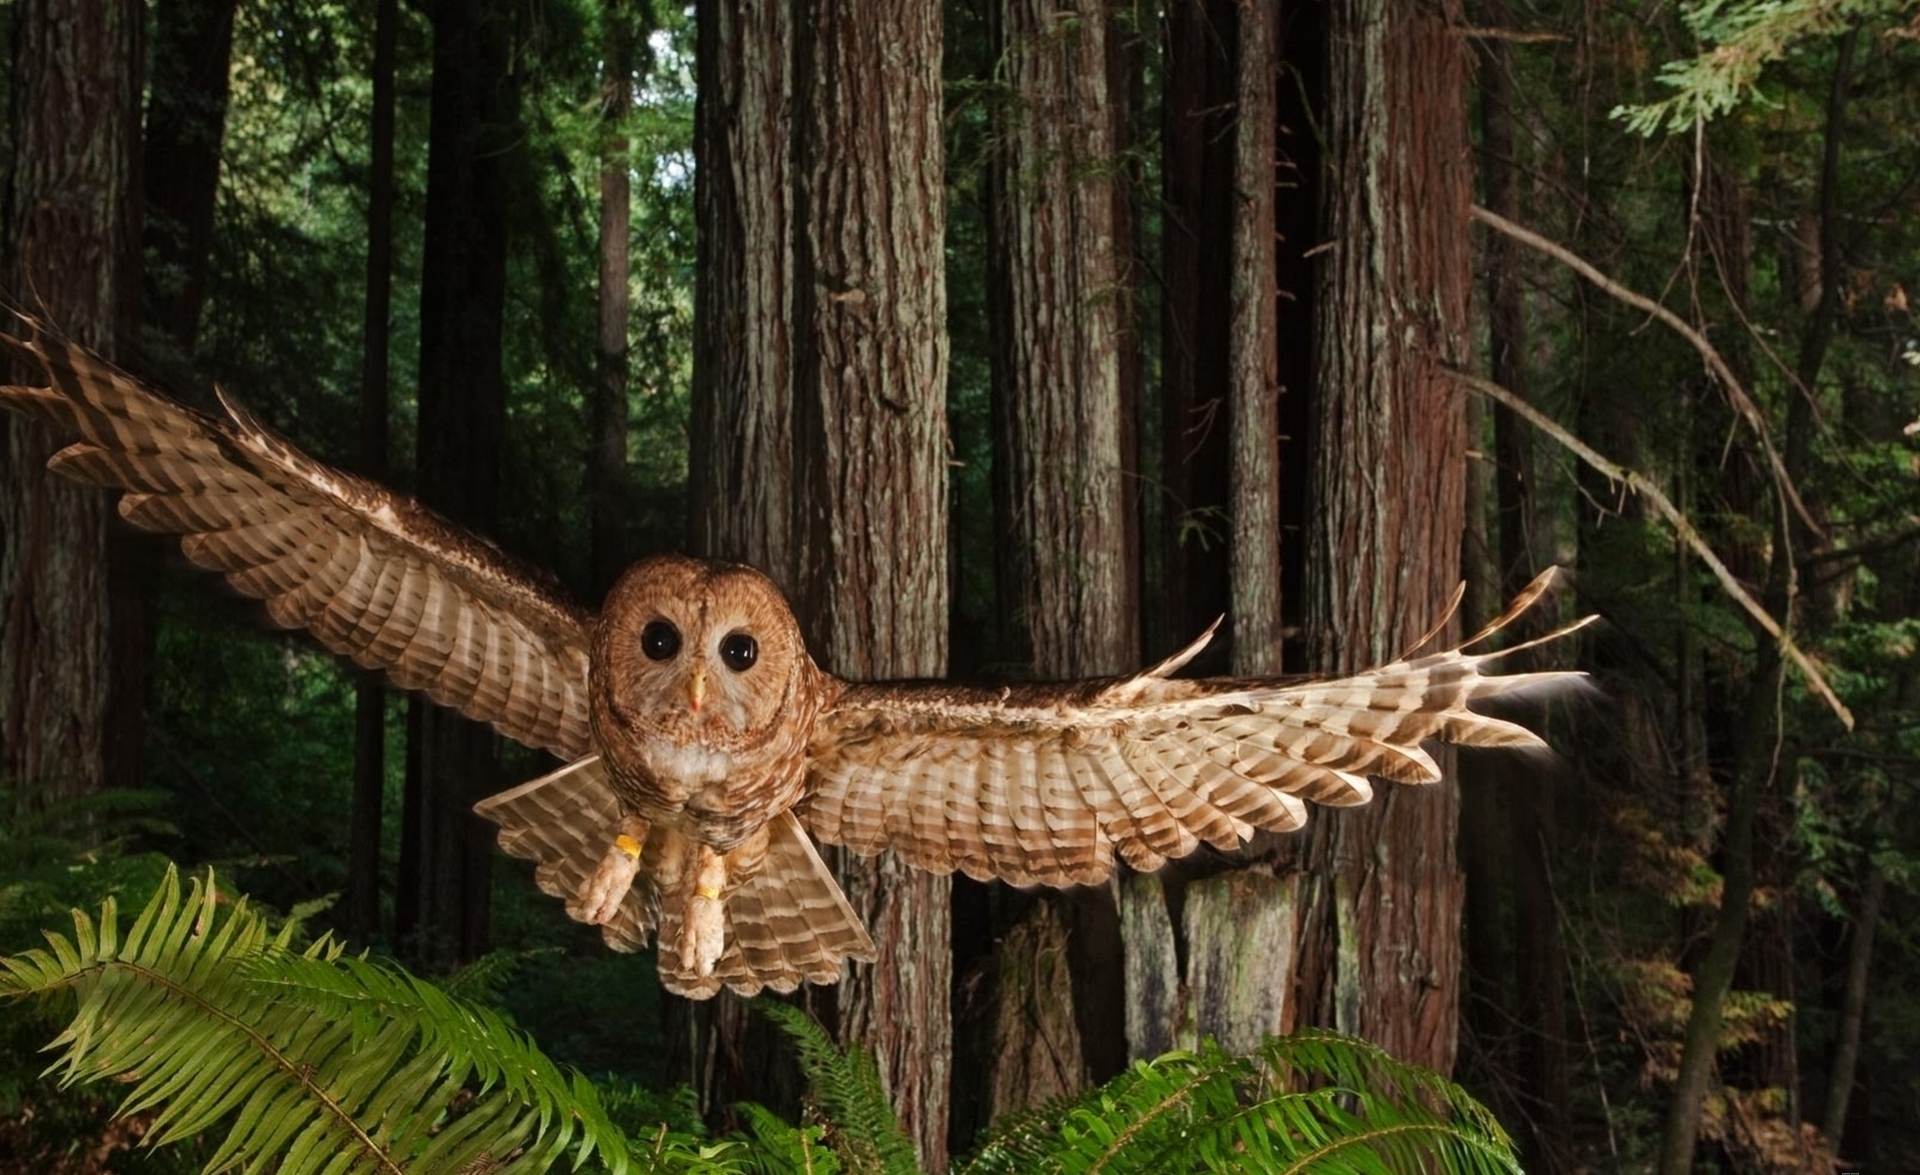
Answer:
[345, 0, 398, 945]
[1, 0, 142, 809]
[1294, 0, 1473, 1072]
[1156, 0, 1233, 666]
[789, 1, 949, 1166]
[591, 0, 634, 597]
[1470, 8, 1570, 1165]
[1823, 865, 1884, 1148]
[980, 0, 1137, 1122]
[143, 0, 237, 353]
[398, 0, 517, 966]
[1228, 0, 1281, 675]
[1657, 31, 1853, 1173]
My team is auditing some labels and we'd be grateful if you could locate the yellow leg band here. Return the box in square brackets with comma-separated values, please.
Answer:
[614, 834, 643, 861]
[694, 886, 722, 901]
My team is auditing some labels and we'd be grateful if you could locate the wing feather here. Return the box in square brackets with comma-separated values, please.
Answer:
[803, 573, 1593, 887]
[0, 316, 593, 760]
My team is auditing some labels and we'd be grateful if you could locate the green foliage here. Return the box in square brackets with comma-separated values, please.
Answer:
[1613, 0, 1918, 133]
[0, 865, 1525, 1175]
[753, 1001, 920, 1175]
[959, 1031, 1521, 1175]
[0, 866, 634, 1175]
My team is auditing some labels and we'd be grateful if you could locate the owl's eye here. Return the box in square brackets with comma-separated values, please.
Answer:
[720, 632, 758, 672]
[641, 620, 681, 661]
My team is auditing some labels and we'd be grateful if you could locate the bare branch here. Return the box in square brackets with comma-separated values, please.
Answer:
[1447, 367, 1854, 730]
[1469, 204, 1822, 542]
[1455, 26, 1570, 42]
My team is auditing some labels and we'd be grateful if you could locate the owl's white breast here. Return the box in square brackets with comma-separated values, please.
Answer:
[641, 739, 735, 791]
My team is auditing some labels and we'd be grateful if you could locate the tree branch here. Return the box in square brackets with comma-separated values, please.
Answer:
[1446, 367, 1854, 730]
[1468, 204, 1822, 543]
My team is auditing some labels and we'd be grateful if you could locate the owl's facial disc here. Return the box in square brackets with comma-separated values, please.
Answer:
[595, 554, 807, 753]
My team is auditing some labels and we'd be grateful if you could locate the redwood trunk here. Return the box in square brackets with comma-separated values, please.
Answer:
[979, 0, 1137, 1122]
[676, 0, 802, 1123]
[1295, 0, 1472, 1072]
[688, 0, 797, 591]
[792, 2, 951, 1165]
[1, 0, 142, 809]
[1228, 0, 1282, 674]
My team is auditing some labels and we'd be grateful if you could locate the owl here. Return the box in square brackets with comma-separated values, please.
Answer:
[0, 316, 1591, 998]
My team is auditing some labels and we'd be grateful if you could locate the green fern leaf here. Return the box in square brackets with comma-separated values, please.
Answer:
[753, 1001, 919, 1175]
[0, 865, 639, 1175]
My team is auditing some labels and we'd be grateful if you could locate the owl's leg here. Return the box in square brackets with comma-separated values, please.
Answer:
[678, 843, 728, 978]
[574, 814, 651, 925]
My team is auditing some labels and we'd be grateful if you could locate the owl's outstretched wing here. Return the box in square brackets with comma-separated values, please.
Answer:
[800, 571, 1593, 888]
[0, 314, 593, 760]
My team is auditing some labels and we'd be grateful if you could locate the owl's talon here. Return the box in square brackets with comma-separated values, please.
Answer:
[571, 823, 648, 925]
[679, 845, 729, 977]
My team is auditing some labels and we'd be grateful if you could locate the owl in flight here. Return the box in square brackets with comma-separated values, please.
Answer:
[0, 316, 1591, 998]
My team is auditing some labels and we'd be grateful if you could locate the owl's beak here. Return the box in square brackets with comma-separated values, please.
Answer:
[688, 664, 707, 715]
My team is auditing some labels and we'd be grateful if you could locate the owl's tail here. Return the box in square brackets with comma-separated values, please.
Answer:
[655, 811, 878, 999]
[475, 761, 877, 999]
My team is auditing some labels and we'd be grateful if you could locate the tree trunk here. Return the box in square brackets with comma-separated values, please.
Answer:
[397, 0, 517, 967]
[977, 0, 1137, 1123]
[688, 0, 797, 592]
[591, 0, 635, 597]
[345, 0, 399, 946]
[676, 0, 803, 1125]
[1155, 0, 1234, 667]
[1824, 865, 1884, 1150]
[1294, 0, 1472, 1072]
[1227, 0, 1281, 675]
[143, 0, 237, 354]
[792, 2, 950, 1165]
[1, 0, 142, 809]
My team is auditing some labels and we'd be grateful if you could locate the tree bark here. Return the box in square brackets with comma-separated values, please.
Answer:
[792, 2, 950, 1165]
[1227, 0, 1281, 676]
[397, 0, 518, 967]
[591, 0, 635, 598]
[1, 0, 142, 809]
[978, 0, 1137, 1123]
[345, 0, 399, 946]
[688, 0, 797, 593]
[1295, 0, 1472, 1073]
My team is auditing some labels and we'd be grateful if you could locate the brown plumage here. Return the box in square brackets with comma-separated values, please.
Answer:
[0, 314, 1594, 999]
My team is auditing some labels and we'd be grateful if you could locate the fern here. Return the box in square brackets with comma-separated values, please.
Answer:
[959, 1031, 1523, 1175]
[753, 1001, 919, 1175]
[0, 865, 636, 1175]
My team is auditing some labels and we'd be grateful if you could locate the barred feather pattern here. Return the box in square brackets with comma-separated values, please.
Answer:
[799, 573, 1592, 888]
[476, 758, 874, 998]
[0, 318, 593, 761]
[2, 312, 1592, 1000]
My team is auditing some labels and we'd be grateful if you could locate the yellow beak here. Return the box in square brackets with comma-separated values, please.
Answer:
[688, 664, 707, 715]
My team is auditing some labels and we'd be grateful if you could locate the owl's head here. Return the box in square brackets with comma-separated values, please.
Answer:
[592, 554, 815, 752]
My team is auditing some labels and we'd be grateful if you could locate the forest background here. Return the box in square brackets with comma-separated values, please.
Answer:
[0, 0, 1916, 1172]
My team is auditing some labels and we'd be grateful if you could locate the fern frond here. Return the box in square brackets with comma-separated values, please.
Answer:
[754, 1001, 920, 1175]
[958, 1031, 1524, 1175]
[736, 1101, 842, 1175]
[0, 865, 638, 1175]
